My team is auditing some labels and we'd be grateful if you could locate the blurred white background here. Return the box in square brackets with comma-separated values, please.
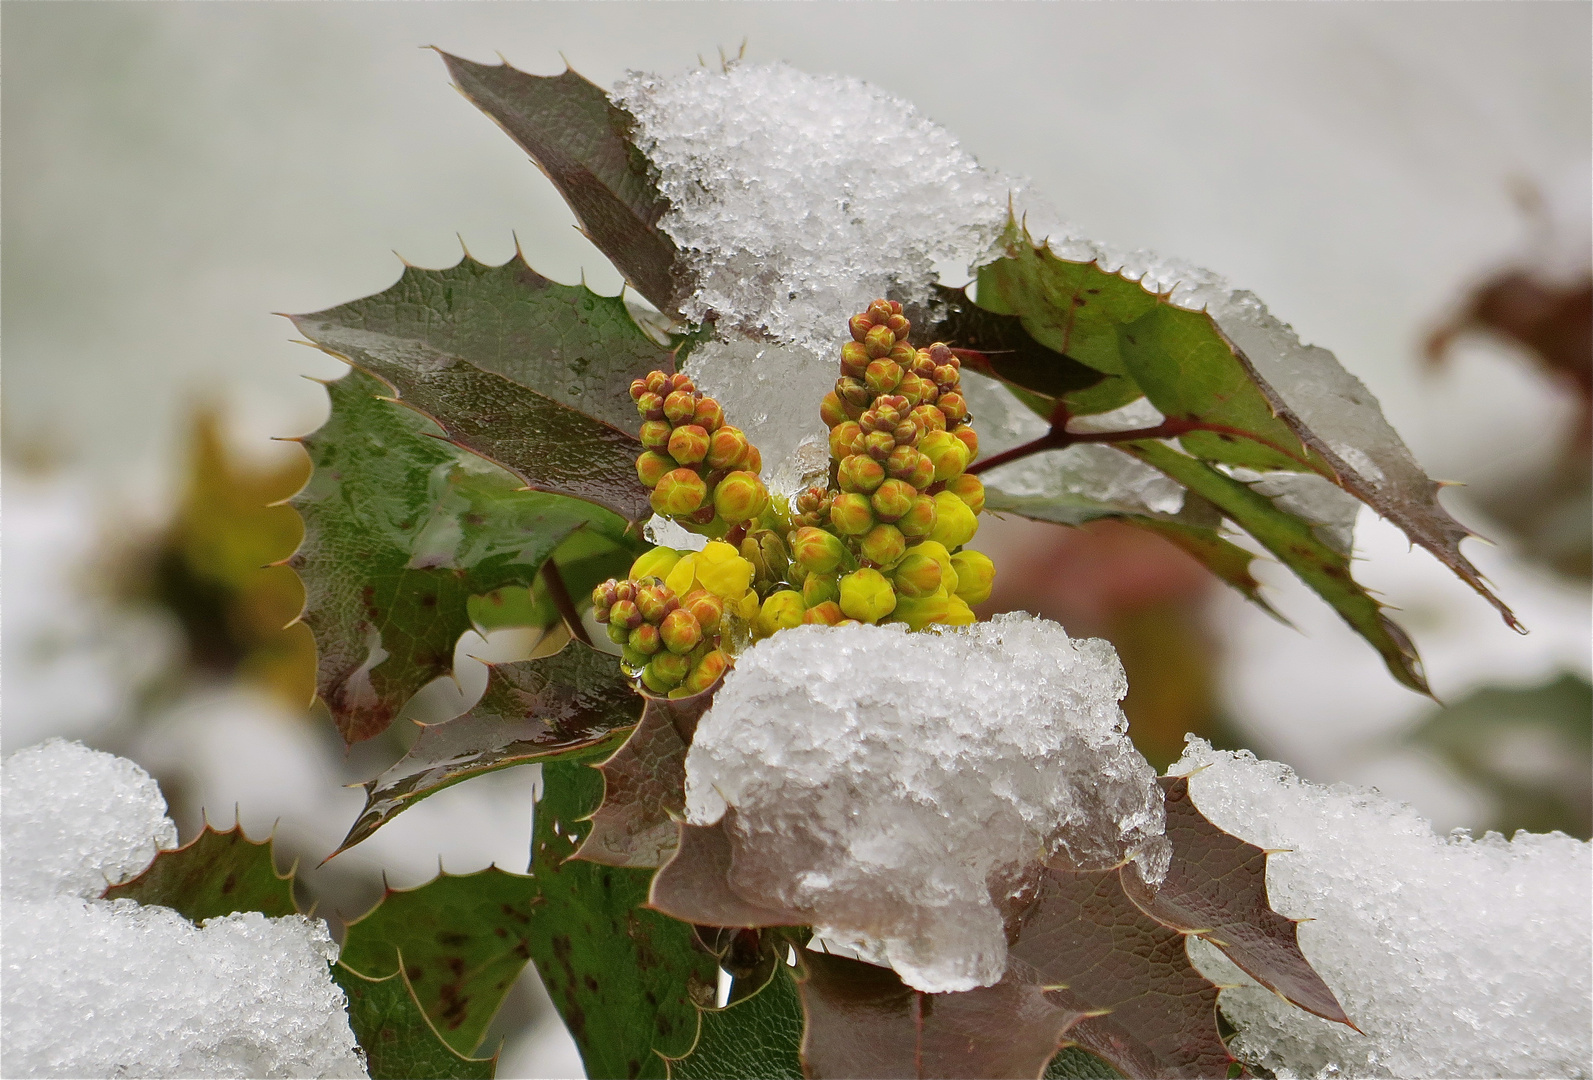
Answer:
[4, 4, 1588, 1077]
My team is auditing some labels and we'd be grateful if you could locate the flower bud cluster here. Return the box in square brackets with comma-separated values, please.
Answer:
[764, 299, 995, 632]
[631, 371, 770, 532]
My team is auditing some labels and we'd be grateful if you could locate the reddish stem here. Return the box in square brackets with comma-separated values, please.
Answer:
[966, 417, 1198, 476]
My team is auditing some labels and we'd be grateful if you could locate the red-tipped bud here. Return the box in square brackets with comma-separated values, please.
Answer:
[629, 377, 649, 401]
[684, 589, 724, 635]
[886, 445, 919, 480]
[636, 392, 666, 421]
[864, 430, 896, 461]
[668, 372, 696, 394]
[836, 376, 872, 409]
[830, 493, 875, 535]
[713, 471, 769, 523]
[636, 582, 679, 624]
[693, 397, 725, 432]
[660, 608, 703, 654]
[802, 573, 840, 608]
[913, 350, 938, 378]
[629, 623, 663, 655]
[651, 469, 707, 515]
[744, 446, 762, 475]
[613, 580, 637, 603]
[870, 478, 917, 522]
[892, 422, 919, 447]
[663, 390, 697, 425]
[886, 314, 910, 338]
[642, 651, 691, 692]
[802, 601, 845, 626]
[888, 341, 917, 365]
[865, 358, 902, 395]
[860, 523, 907, 568]
[645, 371, 671, 395]
[668, 424, 710, 465]
[904, 451, 935, 490]
[706, 427, 750, 470]
[952, 424, 979, 461]
[607, 621, 632, 646]
[947, 473, 986, 515]
[840, 341, 871, 378]
[791, 526, 847, 574]
[849, 313, 873, 343]
[829, 421, 864, 460]
[867, 299, 894, 324]
[938, 393, 968, 424]
[934, 364, 961, 389]
[838, 455, 886, 494]
[891, 552, 943, 598]
[637, 451, 676, 489]
[927, 343, 956, 366]
[864, 324, 896, 359]
[592, 579, 619, 610]
[820, 392, 850, 429]
[610, 598, 643, 631]
[896, 372, 926, 407]
[683, 649, 729, 694]
[640, 419, 673, 450]
[897, 495, 938, 538]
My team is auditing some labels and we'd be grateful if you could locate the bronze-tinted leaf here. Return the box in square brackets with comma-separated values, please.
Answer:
[798, 950, 1091, 1080]
[576, 685, 718, 869]
[648, 815, 809, 929]
[438, 52, 683, 315]
[1120, 778, 1350, 1026]
[100, 822, 296, 922]
[336, 642, 641, 854]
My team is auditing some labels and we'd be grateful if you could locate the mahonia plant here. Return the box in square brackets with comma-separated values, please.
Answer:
[274, 47, 1523, 1080]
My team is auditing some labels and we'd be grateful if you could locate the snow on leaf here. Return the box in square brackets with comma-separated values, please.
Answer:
[796, 949, 1093, 1080]
[1126, 440, 1428, 694]
[529, 755, 719, 1079]
[290, 255, 678, 522]
[332, 962, 497, 1080]
[338, 867, 541, 1057]
[648, 815, 810, 930]
[1120, 778, 1350, 1026]
[664, 962, 805, 1080]
[289, 370, 629, 743]
[99, 821, 297, 922]
[576, 684, 719, 869]
[438, 52, 684, 317]
[336, 641, 642, 854]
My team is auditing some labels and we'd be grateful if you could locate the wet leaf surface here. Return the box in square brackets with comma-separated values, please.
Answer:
[334, 962, 497, 1079]
[337, 641, 642, 853]
[439, 53, 682, 315]
[665, 962, 805, 1080]
[338, 868, 542, 1056]
[648, 815, 810, 930]
[100, 822, 296, 922]
[290, 370, 629, 742]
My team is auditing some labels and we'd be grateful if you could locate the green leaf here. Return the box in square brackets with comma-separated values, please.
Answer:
[576, 687, 718, 869]
[289, 369, 631, 742]
[100, 822, 296, 921]
[337, 640, 643, 853]
[1121, 778, 1348, 1025]
[438, 52, 682, 316]
[290, 256, 680, 523]
[338, 868, 541, 1056]
[1044, 1047, 1126, 1079]
[1404, 673, 1593, 838]
[528, 752, 719, 1079]
[796, 950, 1091, 1080]
[1127, 439, 1428, 694]
[664, 963, 805, 1080]
[333, 962, 497, 1080]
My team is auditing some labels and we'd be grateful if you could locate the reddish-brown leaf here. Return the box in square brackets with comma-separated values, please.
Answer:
[798, 950, 1092, 1080]
[648, 815, 809, 929]
[1120, 778, 1350, 1026]
[575, 684, 718, 868]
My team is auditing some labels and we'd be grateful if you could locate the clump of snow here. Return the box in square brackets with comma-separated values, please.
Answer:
[1, 739, 367, 1079]
[683, 338, 834, 490]
[1172, 737, 1591, 1080]
[684, 615, 1166, 994]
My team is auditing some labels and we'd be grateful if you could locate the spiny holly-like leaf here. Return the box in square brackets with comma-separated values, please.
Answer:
[797, 950, 1092, 1080]
[648, 814, 810, 930]
[529, 753, 718, 1079]
[1121, 778, 1349, 1025]
[337, 641, 642, 853]
[958, 222, 1518, 634]
[338, 867, 541, 1056]
[333, 962, 497, 1080]
[100, 822, 296, 921]
[289, 369, 631, 743]
[664, 962, 805, 1080]
[438, 52, 683, 316]
[1127, 439, 1427, 693]
[290, 255, 680, 522]
[1006, 866, 1238, 1080]
[576, 686, 718, 868]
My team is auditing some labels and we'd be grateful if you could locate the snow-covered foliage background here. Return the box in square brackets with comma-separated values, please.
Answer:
[4, 5, 1589, 1077]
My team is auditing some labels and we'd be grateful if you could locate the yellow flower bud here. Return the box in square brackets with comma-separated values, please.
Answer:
[950, 549, 995, 606]
[651, 468, 708, 515]
[889, 588, 951, 631]
[757, 590, 805, 637]
[802, 573, 840, 609]
[906, 541, 958, 598]
[695, 540, 755, 599]
[891, 552, 943, 599]
[682, 649, 730, 695]
[920, 430, 970, 482]
[629, 547, 683, 583]
[839, 568, 897, 624]
[928, 491, 978, 549]
[942, 594, 977, 626]
[802, 601, 845, 626]
[946, 474, 985, 515]
[829, 493, 875, 536]
[713, 471, 769, 523]
[860, 524, 906, 568]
